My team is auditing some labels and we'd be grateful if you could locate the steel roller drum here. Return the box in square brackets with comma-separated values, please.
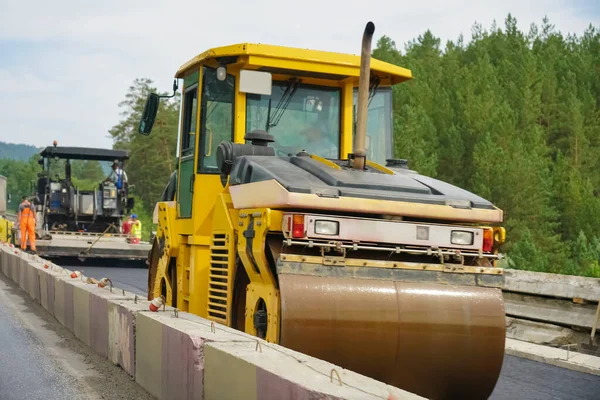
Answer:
[279, 273, 505, 399]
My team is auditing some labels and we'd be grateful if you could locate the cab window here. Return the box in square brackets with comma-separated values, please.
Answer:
[198, 67, 235, 173]
[246, 82, 341, 158]
[352, 88, 392, 165]
[181, 85, 198, 157]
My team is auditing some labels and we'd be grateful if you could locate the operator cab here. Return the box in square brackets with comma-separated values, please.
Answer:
[36, 145, 134, 233]
[138, 43, 412, 219]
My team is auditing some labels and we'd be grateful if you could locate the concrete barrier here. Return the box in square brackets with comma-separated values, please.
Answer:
[505, 291, 598, 329]
[0, 243, 423, 400]
[504, 269, 600, 301]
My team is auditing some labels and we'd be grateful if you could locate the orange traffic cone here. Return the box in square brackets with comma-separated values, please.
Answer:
[97, 278, 112, 288]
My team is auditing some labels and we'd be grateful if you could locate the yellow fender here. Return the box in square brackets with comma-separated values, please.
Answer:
[148, 201, 178, 303]
[237, 208, 281, 343]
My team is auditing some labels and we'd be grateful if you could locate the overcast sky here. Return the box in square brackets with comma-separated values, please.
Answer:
[0, 0, 598, 149]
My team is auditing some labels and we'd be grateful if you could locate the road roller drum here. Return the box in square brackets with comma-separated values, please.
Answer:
[278, 263, 506, 399]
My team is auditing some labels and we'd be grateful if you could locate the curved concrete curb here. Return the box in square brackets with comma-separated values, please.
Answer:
[0, 244, 423, 400]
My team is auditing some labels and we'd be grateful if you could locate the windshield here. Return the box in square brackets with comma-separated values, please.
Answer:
[246, 82, 340, 158]
[352, 88, 392, 165]
[46, 159, 117, 190]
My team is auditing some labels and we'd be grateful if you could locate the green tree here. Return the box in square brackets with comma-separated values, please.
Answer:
[108, 78, 180, 239]
[372, 15, 600, 276]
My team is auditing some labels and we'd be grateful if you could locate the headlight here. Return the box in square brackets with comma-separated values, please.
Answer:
[451, 230, 474, 245]
[314, 220, 339, 235]
[416, 226, 429, 240]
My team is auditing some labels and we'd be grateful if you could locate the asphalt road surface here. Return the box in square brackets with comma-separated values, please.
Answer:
[0, 274, 153, 400]
[74, 265, 149, 296]
[19, 265, 600, 399]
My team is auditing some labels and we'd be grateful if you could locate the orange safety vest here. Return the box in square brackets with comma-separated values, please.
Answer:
[18, 200, 36, 251]
[19, 201, 35, 224]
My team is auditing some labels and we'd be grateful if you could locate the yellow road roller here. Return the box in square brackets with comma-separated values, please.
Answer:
[139, 22, 507, 399]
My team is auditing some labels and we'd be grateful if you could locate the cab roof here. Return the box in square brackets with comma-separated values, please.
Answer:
[39, 146, 129, 161]
[175, 43, 413, 85]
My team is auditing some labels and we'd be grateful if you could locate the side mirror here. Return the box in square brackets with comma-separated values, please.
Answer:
[239, 70, 272, 96]
[7, 193, 11, 203]
[138, 93, 160, 135]
[127, 197, 135, 210]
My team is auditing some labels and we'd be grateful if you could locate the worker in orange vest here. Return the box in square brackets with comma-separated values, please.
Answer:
[17, 196, 37, 253]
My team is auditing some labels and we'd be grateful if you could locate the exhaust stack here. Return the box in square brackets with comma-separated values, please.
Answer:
[352, 21, 375, 170]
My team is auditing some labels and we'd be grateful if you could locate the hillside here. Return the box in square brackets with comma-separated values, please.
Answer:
[0, 141, 40, 161]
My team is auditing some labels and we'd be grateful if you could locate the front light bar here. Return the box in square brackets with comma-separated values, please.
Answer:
[283, 213, 495, 251]
[283, 238, 503, 260]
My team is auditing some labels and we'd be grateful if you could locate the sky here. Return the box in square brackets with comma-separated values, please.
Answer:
[0, 0, 598, 150]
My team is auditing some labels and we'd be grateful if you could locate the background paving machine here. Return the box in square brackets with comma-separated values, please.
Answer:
[140, 22, 507, 399]
[33, 144, 150, 264]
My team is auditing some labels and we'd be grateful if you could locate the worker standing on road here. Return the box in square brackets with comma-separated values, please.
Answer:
[130, 214, 142, 244]
[16, 196, 36, 253]
[122, 215, 133, 235]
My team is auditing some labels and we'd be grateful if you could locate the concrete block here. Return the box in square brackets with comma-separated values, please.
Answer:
[11, 252, 20, 283]
[161, 323, 205, 400]
[134, 311, 217, 400]
[54, 277, 74, 331]
[504, 269, 600, 301]
[90, 293, 109, 358]
[73, 284, 91, 346]
[505, 291, 598, 329]
[205, 343, 256, 400]
[83, 285, 132, 361]
[206, 340, 424, 400]
[8, 253, 16, 280]
[40, 268, 60, 315]
[108, 298, 148, 377]
[0, 248, 8, 277]
[18, 257, 28, 290]
[10, 252, 18, 283]
[135, 312, 164, 398]
[0, 247, 7, 275]
[38, 268, 50, 311]
[256, 368, 343, 400]
[26, 262, 42, 302]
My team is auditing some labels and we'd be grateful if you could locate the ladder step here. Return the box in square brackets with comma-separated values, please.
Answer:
[208, 301, 228, 310]
[208, 314, 227, 323]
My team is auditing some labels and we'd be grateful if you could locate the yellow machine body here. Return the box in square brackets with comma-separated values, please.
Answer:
[145, 41, 507, 399]
[0, 175, 15, 244]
